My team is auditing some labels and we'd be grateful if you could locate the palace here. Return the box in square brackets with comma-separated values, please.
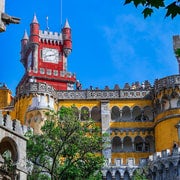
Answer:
[0, 14, 180, 179]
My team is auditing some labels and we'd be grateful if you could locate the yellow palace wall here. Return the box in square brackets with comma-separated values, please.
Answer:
[154, 109, 180, 152]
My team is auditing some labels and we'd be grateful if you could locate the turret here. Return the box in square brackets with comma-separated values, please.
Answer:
[20, 30, 29, 66]
[62, 19, 72, 57]
[30, 14, 39, 44]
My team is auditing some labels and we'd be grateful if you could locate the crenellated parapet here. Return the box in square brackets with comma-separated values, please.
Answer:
[39, 30, 63, 45]
[16, 82, 152, 100]
[147, 146, 180, 179]
[0, 112, 29, 136]
[154, 74, 180, 93]
[16, 82, 57, 98]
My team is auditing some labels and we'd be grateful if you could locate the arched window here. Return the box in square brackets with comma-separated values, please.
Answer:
[123, 136, 132, 152]
[144, 106, 153, 121]
[145, 135, 154, 152]
[132, 106, 141, 121]
[134, 136, 144, 152]
[72, 106, 79, 120]
[121, 106, 131, 121]
[112, 136, 122, 152]
[80, 106, 89, 121]
[106, 171, 112, 180]
[111, 106, 120, 121]
[91, 106, 101, 122]
[124, 171, 130, 180]
[0, 137, 18, 163]
[115, 171, 121, 180]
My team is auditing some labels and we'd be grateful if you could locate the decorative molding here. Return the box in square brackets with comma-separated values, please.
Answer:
[154, 74, 180, 93]
[16, 82, 152, 100]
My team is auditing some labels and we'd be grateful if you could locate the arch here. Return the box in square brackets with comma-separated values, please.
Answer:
[161, 94, 169, 110]
[106, 171, 112, 180]
[168, 162, 175, 179]
[0, 137, 18, 162]
[152, 166, 158, 180]
[160, 163, 166, 180]
[177, 98, 180, 107]
[143, 106, 153, 121]
[72, 106, 79, 120]
[132, 106, 141, 121]
[177, 160, 180, 178]
[134, 136, 144, 152]
[80, 106, 90, 121]
[121, 106, 131, 121]
[124, 171, 130, 180]
[111, 106, 120, 122]
[155, 99, 161, 114]
[112, 136, 122, 152]
[123, 136, 132, 152]
[145, 135, 154, 152]
[115, 171, 121, 180]
[91, 106, 101, 122]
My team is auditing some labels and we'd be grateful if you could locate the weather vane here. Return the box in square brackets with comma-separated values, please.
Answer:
[60, 0, 62, 28]
[46, 16, 49, 31]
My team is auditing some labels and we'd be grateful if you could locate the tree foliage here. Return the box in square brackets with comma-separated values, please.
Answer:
[26, 106, 104, 180]
[132, 166, 149, 180]
[124, 0, 180, 18]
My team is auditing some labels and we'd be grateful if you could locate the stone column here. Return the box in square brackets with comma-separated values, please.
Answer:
[33, 44, 38, 73]
[101, 100, 111, 163]
[175, 121, 180, 144]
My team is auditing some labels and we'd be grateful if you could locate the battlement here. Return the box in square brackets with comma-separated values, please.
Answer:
[39, 30, 62, 44]
[16, 82, 152, 100]
[148, 146, 180, 162]
[0, 112, 29, 136]
[154, 74, 180, 92]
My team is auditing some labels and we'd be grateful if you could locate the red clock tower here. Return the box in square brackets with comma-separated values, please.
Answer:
[18, 14, 76, 91]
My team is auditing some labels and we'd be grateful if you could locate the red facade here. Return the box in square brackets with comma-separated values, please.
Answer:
[18, 15, 76, 91]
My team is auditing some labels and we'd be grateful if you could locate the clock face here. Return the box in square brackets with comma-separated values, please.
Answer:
[42, 48, 59, 63]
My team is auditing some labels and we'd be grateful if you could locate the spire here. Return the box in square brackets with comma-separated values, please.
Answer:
[32, 13, 38, 24]
[64, 19, 70, 28]
[22, 30, 29, 40]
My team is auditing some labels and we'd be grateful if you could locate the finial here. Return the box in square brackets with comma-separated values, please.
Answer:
[64, 19, 70, 28]
[46, 16, 49, 31]
[32, 13, 38, 23]
[22, 29, 29, 40]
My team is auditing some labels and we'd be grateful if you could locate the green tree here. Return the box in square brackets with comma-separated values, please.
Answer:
[26, 106, 104, 180]
[124, 0, 180, 18]
[132, 167, 149, 180]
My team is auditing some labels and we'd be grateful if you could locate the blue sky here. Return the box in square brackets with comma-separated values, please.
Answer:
[1, 0, 180, 95]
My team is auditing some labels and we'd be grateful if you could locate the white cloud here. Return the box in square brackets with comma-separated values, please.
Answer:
[101, 14, 179, 85]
